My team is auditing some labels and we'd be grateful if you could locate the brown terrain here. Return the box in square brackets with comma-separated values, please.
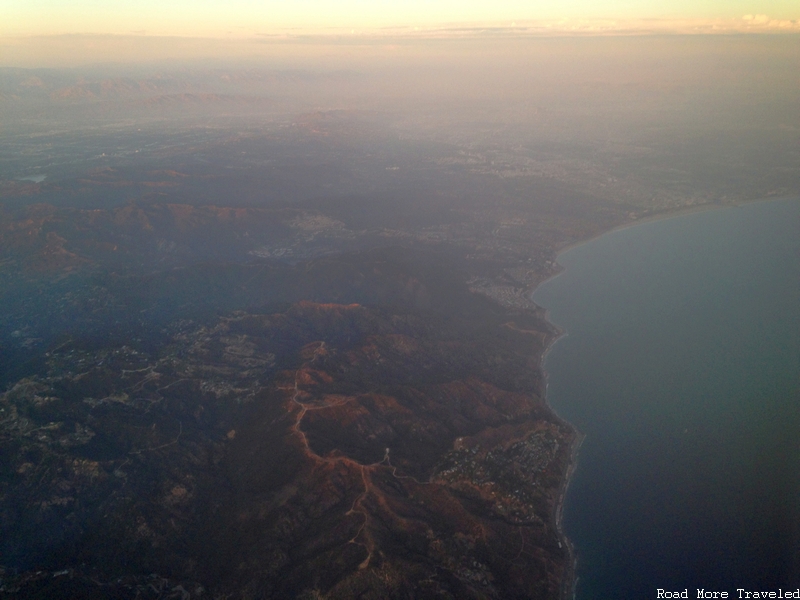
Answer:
[0, 174, 588, 598]
[0, 142, 743, 597]
[2, 52, 798, 599]
[1, 292, 575, 599]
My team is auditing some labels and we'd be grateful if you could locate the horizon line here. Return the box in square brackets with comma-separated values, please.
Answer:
[4, 16, 800, 40]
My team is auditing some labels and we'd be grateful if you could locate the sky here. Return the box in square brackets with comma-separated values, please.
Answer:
[4, 0, 800, 37]
[2, 0, 799, 67]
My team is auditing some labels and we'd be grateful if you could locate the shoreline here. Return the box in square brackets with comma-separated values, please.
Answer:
[533, 203, 722, 600]
[533, 296, 579, 600]
[528, 193, 799, 600]
[553, 194, 793, 258]
[538, 314, 581, 600]
[557, 430, 584, 600]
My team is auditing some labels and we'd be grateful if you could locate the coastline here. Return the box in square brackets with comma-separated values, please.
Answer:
[529, 193, 799, 599]
[528, 195, 788, 600]
[552, 194, 792, 258]
[532, 204, 724, 600]
[530, 276, 580, 600]
[557, 430, 584, 600]
[537, 311, 581, 600]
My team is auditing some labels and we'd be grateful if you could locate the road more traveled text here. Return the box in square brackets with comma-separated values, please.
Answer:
[657, 590, 800, 599]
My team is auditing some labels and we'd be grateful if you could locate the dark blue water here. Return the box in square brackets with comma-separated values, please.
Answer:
[534, 198, 800, 599]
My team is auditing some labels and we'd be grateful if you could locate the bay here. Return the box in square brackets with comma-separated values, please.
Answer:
[533, 197, 800, 598]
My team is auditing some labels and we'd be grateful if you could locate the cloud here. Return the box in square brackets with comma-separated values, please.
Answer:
[741, 14, 800, 30]
[2, 16, 799, 68]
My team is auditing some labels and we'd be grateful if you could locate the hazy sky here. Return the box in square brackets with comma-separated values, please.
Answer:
[4, 0, 800, 36]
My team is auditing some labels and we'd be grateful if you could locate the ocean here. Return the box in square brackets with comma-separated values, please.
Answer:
[533, 197, 800, 599]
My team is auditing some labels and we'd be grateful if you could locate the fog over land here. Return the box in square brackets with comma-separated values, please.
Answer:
[0, 32, 798, 599]
[4, 35, 798, 206]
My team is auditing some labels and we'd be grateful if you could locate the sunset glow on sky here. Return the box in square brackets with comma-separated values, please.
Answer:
[3, 0, 799, 67]
[4, 0, 800, 37]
